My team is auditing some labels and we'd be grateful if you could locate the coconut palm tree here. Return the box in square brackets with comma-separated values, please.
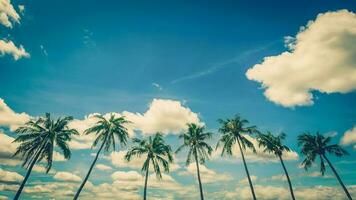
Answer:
[125, 133, 173, 200]
[257, 132, 295, 200]
[216, 115, 258, 200]
[298, 132, 352, 200]
[13, 113, 78, 200]
[176, 123, 213, 200]
[73, 114, 130, 200]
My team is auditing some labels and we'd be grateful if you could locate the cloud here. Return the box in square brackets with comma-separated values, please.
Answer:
[68, 99, 201, 149]
[0, 40, 29, 60]
[54, 171, 82, 182]
[0, 131, 21, 166]
[178, 163, 232, 184]
[0, 168, 23, 184]
[246, 10, 356, 107]
[341, 126, 356, 147]
[239, 175, 257, 185]
[212, 134, 298, 163]
[17, 5, 24, 14]
[95, 164, 112, 171]
[0, 0, 20, 28]
[0, 98, 31, 131]
[123, 98, 202, 135]
[152, 83, 163, 91]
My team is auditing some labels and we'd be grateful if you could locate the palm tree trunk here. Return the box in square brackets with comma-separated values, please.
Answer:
[237, 138, 257, 200]
[13, 148, 43, 200]
[73, 139, 106, 200]
[143, 163, 149, 200]
[194, 150, 204, 200]
[323, 155, 352, 200]
[278, 155, 295, 200]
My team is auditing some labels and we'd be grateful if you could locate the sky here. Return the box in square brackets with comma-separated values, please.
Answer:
[1, 0, 356, 199]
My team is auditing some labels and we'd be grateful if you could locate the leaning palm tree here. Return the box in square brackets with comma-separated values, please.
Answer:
[257, 132, 295, 200]
[176, 123, 213, 200]
[216, 115, 258, 200]
[73, 114, 130, 200]
[125, 133, 173, 200]
[298, 132, 352, 200]
[13, 113, 78, 200]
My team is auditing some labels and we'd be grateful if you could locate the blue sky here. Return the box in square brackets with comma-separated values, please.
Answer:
[1, 0, 356, 199]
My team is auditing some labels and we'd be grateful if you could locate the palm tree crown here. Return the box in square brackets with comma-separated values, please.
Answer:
[125, 133, 173, 200]
[13, 113, 78, 200]
[257, 132, 290, 156]
[73, 114, 130, 200]
[298, 132, 348, 174]
[14, 113, 78, 172]
[298, 132, 352, 200]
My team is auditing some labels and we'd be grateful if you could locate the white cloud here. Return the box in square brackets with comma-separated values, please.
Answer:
[0, 0, 20, 28]
[68, 99, 201, 149]
[246, 10, 356, 107]
[18, 5, 24, 14]
[179, 163, 232, 184]
[341, 126, 356, 147]
[239, 175, 257, 185]
[212, 134, 298, 163]
[54, 171, 82, 182]
[95, 164, 112, 171]
[0, 168, 23, 183]
[0, 131, 21, 166]
[0, 40, 29, 60]
[123, 98, 202, 135]
[0, 98, 31, 131]
[152, 83, 163, 91]
[53, 151, 66, 162]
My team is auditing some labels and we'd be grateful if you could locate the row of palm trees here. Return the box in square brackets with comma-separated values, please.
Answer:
[11, 113, 352, 200]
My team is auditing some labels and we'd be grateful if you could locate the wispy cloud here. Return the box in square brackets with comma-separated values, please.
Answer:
[152, 82, 163, 90]
[170, 41, 278, 84]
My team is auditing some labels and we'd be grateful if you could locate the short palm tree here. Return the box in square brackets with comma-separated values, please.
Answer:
[298, 132, 352, 200]
[176, 123, 213, 200]
[216, 115, 258, 200]
[13, 113, 78, 200]
[73, 114, 130, 200]
[257, 132, 295, 200]
[125, 133, 173, 200]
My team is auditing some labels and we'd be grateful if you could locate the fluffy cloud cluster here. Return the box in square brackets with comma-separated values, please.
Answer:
[0, 168, 23, 184]
[178, 163, 232, 184]
[341, 126, 356, 150]
[68, 99, 201, 149]
[54, 171, 82, 182]
[246, 10, 356, 107]
[212, 134, 299, 163]
[0, 98, 31, 131]
[0, 0, 29, 60]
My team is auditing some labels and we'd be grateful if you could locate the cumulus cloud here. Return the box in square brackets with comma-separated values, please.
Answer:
[340, 126, 356, 149]
[178, 163, 232, 184]
[212, 134, 298, 163]
[246, 10, 356, 107]
[0, 98, 31, 131]
[68, 99, 201, 149]
[0, 168, 23, 184]
[0, 0, 20, 28]
[0, 131, 21, 166]
[95, 164, 112, 171]
[54, 171, 82, 182]
[239, 175, 257, 185]
[0, 40, 29, 60]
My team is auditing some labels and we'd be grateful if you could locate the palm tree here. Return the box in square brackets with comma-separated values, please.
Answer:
[73, 114, 130, 200]
[13, 113, 78, 200]
[298, 132, 352, 200]
[216, 115, 258, 200]
[125, 133, 173, 200]
[176, 123, 213, 200]
[257, 132, 295, 200]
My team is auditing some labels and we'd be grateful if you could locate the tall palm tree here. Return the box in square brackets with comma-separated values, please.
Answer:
[257, 132, 295, 200]
[216, 115, 258, 200]
[13, 113, 78, 200]
[73, 114, 130, 200]
[125, 133, 173, 200]
[298, 132, 352, 200]
[176, 123, 213, 200]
